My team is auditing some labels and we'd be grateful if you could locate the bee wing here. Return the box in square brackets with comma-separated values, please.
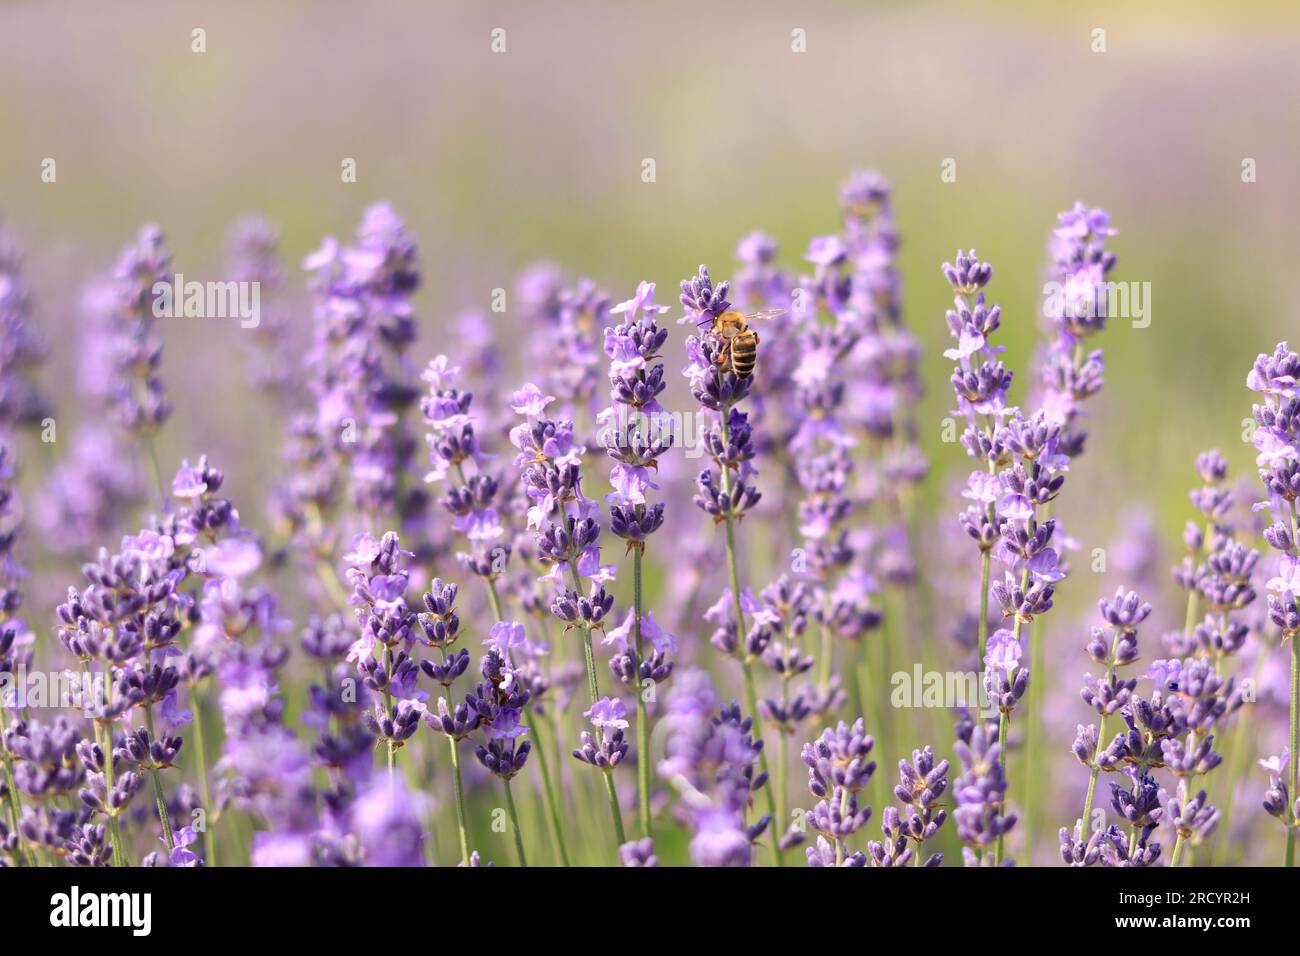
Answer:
[743, 308, 787, 323]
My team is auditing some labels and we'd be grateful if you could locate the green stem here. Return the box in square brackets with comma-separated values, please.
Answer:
[1288, 632, 1298, 868]
[1080, 714, 1107, 836]
[150, 767, 175, 852]
[776, 679, 790, 849]
[144, 708, 174, 852]
[502, 778, 528, 867]
[140, 433, 167, 508]
[1171, 832, 1186, 868]
[1213, 648, 1266, 864]
[447, 736, 470, 865]
[1182, 590, 1200, 638]
[190, 683, 216, 866]
[997, 704, 1011, 767]
[1079, 629, 1121, 834]
[484, 576, 506, 622]
[602, 771, 627, 847]
[870, 602, 895, 811]
[479, 571, 566, 863]
[567, 563, 624, 854]
[570, 565, 603, 707]
[1288, 502, 1300, 868]
[718, 400, 780, 866]
[382, 645, 396, 778]
[1023, 613, 1043, 860]
[97, 709, 127, 867]
[740, 656, 780, 865]
[994, 567, 1030, 866]
[530, 717, 571, 865]
[315, 558, 351, 612]
[816, 622, 832, 693]
[0, 708, 30, 867]
[633, 547, 652, 840]
[977, 551, 991, 664]
[1021, 497, 1055, 862]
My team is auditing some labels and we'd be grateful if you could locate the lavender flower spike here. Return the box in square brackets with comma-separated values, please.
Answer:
[602, 279, 673, 843]
[682, 263, 780, 865]
[953, 719, 1016, 866]
[801, 718, 875, 866]
[1247, 341, 1300, 866]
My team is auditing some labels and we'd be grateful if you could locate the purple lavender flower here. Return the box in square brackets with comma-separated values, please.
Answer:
[422, 355, 504, 580]
[952, 719, 1015, 865]
[105, 225, 174, 438]
[1035, 203, 1118, 457]
[681, 263, 782, 861]
[511, 376, 626, 851]
[1246, 341, 1300, 865]
[573, 697, 628, 770]
[619, 836, 657, 867]
[800, 719, 876, 866]
[0, 223, 50, 431]
[297, 205, 426, 545]
[520, 271, 609, 424]
[599, 279, 677, 841]
[226, 216, 295, 405]
[1166, 781, 1220, 854]
[1260, 750, 1296, 824]
[658, 671, 770, 866]
[349, 777, 425, 867]
[877, 745, 949, 867]
[1070, 588, 1172, 866]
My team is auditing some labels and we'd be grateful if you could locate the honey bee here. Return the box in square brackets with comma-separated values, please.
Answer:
[701, 309, 785, 379]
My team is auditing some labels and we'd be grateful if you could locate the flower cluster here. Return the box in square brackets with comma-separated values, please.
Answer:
[226, 216, 294, 406]
[3, 183, 1296, 872]
[0, 225, 50, 433]
[342, 532, 423, 754]
[601, 281, 672, 551]
[1063, 588, 1151, 865]
[422, 355, 505, 580]
[105, 225, 174, 437]
[1247, 341, 1300, 859]
[1037, 203, 1117, 457]
[658, 671, 771, 866]
[869, 745, 949, 867]
[952, 716, 1015, 865]
[287, 205, 425, 557]
[800, 718, 875, 866]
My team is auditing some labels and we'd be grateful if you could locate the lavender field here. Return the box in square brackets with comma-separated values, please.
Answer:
[1, 2, 1298, 872]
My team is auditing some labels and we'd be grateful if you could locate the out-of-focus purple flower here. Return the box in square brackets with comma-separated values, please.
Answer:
[226, 216, 296, 405]
[657, 671, 770, 866]
[0, 224, 51, 431]
[349, 776, 425, 866]
[619, 837, 657, 867]
[105, 225, 174, 436]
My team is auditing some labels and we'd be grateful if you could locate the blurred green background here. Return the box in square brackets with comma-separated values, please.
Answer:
[3, 0, 1295, 546]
